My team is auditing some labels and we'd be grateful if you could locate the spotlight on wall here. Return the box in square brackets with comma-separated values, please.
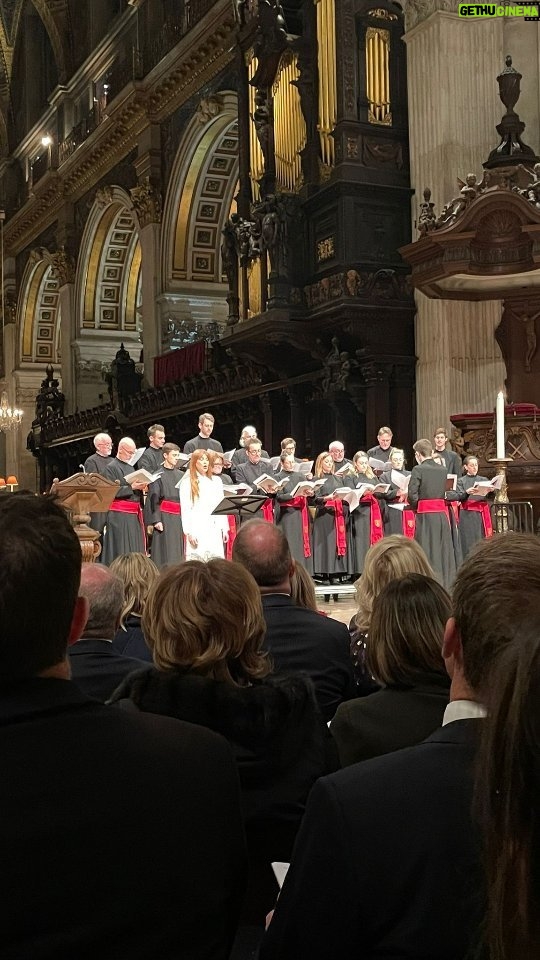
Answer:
[41, 135, 52, 148]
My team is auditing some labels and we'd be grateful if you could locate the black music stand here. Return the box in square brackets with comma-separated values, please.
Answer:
[212, 494, 268, 521]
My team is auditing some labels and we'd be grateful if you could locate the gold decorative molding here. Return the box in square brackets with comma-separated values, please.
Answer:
[3, 2, 236, 257]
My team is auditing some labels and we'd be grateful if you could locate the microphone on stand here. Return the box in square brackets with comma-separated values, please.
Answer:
[79, 464, 86, 473]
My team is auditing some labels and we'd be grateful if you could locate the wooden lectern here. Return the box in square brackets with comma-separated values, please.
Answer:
[50, 472, 119, 562]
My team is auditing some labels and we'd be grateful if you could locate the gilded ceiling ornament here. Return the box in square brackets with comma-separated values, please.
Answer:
[50, 246, 75, 286]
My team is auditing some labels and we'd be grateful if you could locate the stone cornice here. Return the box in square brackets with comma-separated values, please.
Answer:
[5, 1, 236, 256]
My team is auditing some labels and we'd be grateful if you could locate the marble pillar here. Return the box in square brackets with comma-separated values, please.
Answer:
[404, 6, 508, 436]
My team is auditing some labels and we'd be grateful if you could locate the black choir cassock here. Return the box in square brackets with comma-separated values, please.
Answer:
[102, 459, 145, 564]
[312, 475, 349, 580]
[231, 448, 270, 481]
[147, 467, 184, 568]
[436, 447, 462, 476]
[275, 471, 314, 573]
[408, 458, 457, 591]
[183, 435, 224, 456]
[137, 446, 164, 473]
[347, 473, 383, 575]
[455, 474, 493, 558]
[83, 452, 115, 537]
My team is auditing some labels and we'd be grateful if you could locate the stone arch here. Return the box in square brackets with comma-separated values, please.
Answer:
[30, 0, 72, 82]
[75, 185, 142, 338]
[162, 91, 239, 289]
[18, 250, 61, 365]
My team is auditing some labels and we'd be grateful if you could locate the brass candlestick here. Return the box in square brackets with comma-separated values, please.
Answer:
[488, 457, 513, 532]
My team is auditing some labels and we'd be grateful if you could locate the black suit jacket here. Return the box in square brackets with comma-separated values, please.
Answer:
[330, 673, 450, 766]
[260, 719, 483, 960]
[261, 595, 355, 722]
[1, 678, 246, 960]
[68, 637, 147, 702]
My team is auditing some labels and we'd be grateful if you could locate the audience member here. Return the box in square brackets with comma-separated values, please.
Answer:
[69, 564, 147, 701]
[260, 533, 540, 960]
[350, 534, 435, 692]
[331, 573, 450, 766]
[0, 494, 246, 960]
[232, 520, 355, 721]
[109, 558, 335, 937]
[111, 553, 159, 661]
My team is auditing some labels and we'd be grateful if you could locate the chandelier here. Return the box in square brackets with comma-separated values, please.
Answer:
[0, 391, 23, 432]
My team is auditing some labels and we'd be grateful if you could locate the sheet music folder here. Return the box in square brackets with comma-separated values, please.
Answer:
[212, 494, 268, 518]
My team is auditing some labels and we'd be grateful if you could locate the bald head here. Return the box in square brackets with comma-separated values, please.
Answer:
[79, 565, 124, 638]
[232, 519, 293, 592]
[117, 437, 136, 462]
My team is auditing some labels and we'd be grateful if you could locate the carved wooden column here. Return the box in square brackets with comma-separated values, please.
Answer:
[130, 179, 163, 386]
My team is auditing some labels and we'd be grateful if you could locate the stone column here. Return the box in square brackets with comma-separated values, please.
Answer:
[130, 179, 163, 386]
[404, 4, 507, 436]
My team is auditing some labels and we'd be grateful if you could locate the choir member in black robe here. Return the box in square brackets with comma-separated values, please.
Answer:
[102, 437, 146, 564]
[137, 424, 166, 473]
[367, 425, 394, 463]
[83, 432, 114, 538]
[312, 452, 349, 583]
[183, 412, 224, 456]
[433, 426, 462, 476]
[455, 455, 493, 558]
[348, 451, 384, 575]
[148, 443, 184, 568]
[380, 448, 414, 537]
[230, 426, 270, 480]
[408, 439, 457, 591]
[275, 453, 314, 573]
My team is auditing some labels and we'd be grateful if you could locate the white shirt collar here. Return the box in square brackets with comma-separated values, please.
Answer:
[442, 699, 486, 726]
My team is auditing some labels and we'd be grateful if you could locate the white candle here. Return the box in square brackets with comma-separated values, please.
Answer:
[496, 390, 505, 459]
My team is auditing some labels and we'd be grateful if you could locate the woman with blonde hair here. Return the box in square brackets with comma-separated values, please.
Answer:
[109, 558, 335, 940]
[110, 552, 159, 662]
[350, 534, 435, 691]
[312, 451, 350, 583]
[179, 449, 228, 560]
[331, 573, 451, 765]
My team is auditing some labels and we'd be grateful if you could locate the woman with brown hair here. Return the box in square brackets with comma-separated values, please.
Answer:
[109, 558, 335, 939]
[179, 448, 228, 560]
[110, 552, 159, 662]
[331, 573, 450, 766]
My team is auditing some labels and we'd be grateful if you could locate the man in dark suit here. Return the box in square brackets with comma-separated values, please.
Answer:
[68, 564, 147, 701]
[261, 533, 540, 960]
[232, 519, 355, 722]
[0, 493, 246, 960]
[408, 437, 457, 590]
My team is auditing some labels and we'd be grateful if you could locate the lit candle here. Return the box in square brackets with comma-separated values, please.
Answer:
[496, 390, 505, 459]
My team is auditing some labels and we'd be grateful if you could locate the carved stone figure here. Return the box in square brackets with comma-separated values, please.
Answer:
[508, 305, 540, 373]
[50, 246, 76, 286]
[417, 188, 436, 236]
[195, 96, 222, 124]
[253, 89, 272, 174]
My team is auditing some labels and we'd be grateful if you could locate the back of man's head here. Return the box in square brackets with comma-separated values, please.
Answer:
[453, 533, 540, 696]
[232, 519, 292, 589]
[79, 565, 124, 639]
[0, 494, 82, 679]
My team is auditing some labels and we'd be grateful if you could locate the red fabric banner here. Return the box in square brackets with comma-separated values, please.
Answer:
[402, 508, 416, 539]
[226, 515, 237, 560]
[262, 499, 274, 523]
[153, 341, 206, 387]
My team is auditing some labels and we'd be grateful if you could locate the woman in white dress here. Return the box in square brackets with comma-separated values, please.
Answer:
[180, 449, 229, 560]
